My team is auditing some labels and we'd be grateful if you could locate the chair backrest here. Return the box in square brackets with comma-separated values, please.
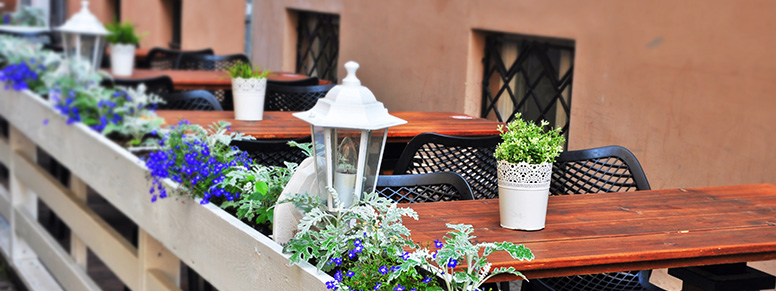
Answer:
[267, 77, 320, 87]
[551, 145, 651, 195]
[143, 47, 214, 69]
[393, 133, 502, 200]
[159, 90, 223, 111]
[375, 172, 474, 203]
[533, 145, 655, 291]
[102, 75, 175, 97]
[177, 53, 250, 71]
[264, 83, 336, 111]
[0, 30, 55, 45]
[230, 136, 312, 167]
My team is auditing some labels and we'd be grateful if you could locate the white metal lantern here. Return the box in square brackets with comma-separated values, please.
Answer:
[294, 61, 406, 210]
[56, 1, 108, 71]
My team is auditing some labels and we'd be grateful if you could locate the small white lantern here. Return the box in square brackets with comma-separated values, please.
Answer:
[56, 1, 108, 71]
[294, 61, 406, 210]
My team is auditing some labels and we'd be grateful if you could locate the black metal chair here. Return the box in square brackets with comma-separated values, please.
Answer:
[375, 172, 474, 203]
[177, 53, 251, 109]
[102, 76, 175, 97]
[230, 136, 312, 167]
[142, 47, 214, 69]
[524, 145, 660, 291]
[264, 83, 336, 111]
[177, 53, 250, 71]
[159, 90, 222, 111]
[393, 133, 502, 200]
[267, 77, 320, 87]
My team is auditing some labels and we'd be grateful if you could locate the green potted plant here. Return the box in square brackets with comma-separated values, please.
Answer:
[105, 21, 141, 76]
[494, 113, 565, 230]
[227, 61, 269, 120]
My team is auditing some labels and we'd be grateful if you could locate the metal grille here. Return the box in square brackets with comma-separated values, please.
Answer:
[296, 11, 339, 83]
[537, 272, 646, 291]
[482, 34, 575, 142]
[377, 183, 463, 203]
[264, 84, 335, 111]
[551, 156, 639, 195]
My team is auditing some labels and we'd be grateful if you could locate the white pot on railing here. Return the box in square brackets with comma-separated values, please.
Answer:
[497, 160, 552, 231]
[232, 77, 267, 121]
[109, 43, 135, 76]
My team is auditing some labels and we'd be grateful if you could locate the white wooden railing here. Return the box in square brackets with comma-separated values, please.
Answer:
[0, 89, 331, 290]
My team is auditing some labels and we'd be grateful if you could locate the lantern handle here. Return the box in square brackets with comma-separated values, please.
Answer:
[343, 61, 361, 86]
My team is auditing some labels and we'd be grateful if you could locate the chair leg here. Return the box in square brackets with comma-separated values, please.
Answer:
[668, 263, 776, 291]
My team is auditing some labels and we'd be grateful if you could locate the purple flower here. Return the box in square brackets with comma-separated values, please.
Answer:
[401, 252, 410, 261]
[326, 281, 338, 290]
[373, 283, 382, 290]
[394, 284, 405, 291]
[447, 259, 458, 268]
[346, 270, 354, 278]
[422, 277, 432, 284]
[379, 265, 389, 275]
[434, 239, 443, 248]
[334, 270, 343, 282]
[43, 119, 48, 125]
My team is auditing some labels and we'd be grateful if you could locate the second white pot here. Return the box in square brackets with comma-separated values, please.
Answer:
[497, 160, 552, 231]
[232, 77, 267, 121]
[110, 43, 136, 76]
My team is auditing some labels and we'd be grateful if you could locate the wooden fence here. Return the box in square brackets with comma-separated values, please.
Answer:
[0, 89, 331, 290]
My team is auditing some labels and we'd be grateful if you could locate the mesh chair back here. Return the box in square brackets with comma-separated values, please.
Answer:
[103, 76, 174, 97]
[0, 30, 55, 45]
[177, 53, 250, 106]
[143, 47, 213, 70]
[393, 133, 501, 200]
[159, 90, 223, 111]
[177, 53, 250, 71]
[376, 172, 474, 203]
[230, 136, 312, 167]
[532, 145, 656, 291]
[267, 77, 320, 87]
[265, 83, 335, 111]
[551, 145, 651, 195]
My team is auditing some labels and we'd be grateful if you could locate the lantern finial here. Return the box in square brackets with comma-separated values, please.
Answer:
[343, 61, 361, 86]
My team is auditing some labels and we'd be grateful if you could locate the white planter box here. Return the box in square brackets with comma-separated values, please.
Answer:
[0, 89, 330, 290]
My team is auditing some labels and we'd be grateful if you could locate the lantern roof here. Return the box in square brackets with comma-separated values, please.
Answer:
[56, 1, 108, 35]
[293, 61, 407, 130]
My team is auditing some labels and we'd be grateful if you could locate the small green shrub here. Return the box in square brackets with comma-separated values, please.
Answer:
[495, 113, 565, 164]
[226, 61, 270, 79]
[105, 21, 141, 45]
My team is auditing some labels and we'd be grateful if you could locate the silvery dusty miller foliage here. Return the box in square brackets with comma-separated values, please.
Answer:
[495, 113, 565, 164]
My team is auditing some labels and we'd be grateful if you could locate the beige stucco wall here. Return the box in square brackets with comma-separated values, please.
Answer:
[68, 0, 243, 54]
[252, 0, 776, 190]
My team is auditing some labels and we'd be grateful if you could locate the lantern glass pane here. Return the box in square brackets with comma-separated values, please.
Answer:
[62, 33, 104, 70]
[310, 126, 387, 209]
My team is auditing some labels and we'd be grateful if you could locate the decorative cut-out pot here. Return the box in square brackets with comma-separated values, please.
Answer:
[232, 77, 267, 121]
[497, 160, 552, 231]
[110, 43, 135, 76]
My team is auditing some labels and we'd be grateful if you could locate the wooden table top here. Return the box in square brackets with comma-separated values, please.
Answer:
[108, 69, 329, 91]
[402, 184, 776, 281]
[156, 110, 503, 141]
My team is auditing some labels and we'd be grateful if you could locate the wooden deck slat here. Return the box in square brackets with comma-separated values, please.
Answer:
[12, 152, 140, 289]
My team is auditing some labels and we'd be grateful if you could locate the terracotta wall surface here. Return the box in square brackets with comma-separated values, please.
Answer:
[180, 0, 245, 54]
[253, 0, 776, 189]
[66, 0, 243, 53]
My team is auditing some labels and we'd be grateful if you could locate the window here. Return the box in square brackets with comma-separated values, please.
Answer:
[481, 33, 575, 142]
[295, 11, 339, 83]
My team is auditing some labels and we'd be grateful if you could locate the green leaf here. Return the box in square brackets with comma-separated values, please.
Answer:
[254, 181, 269, 194]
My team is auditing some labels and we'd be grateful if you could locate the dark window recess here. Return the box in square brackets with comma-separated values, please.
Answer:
[170, 0, 182, 49]
[481, 34, 575, 143]
[296, 11, 339, 83]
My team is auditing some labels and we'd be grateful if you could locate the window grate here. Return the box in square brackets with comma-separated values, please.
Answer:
[296, 11, 339, 83]
[481, 34, 575, 143]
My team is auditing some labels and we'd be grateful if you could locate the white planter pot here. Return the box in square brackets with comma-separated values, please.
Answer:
[110, 43, 136, 76]
[232, 77, 267, 121]
[497, 160, 552, 231]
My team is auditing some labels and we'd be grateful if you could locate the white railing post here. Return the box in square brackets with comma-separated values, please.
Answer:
[69, 175, 88, 270]
[8, 125, 38, 263]
[138, 229, 181, 290]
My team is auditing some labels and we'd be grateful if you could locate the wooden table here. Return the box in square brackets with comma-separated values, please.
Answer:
[156, 110, 503, 141]
[402, 184, 776, 282]
[108, 69, 329, 91]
